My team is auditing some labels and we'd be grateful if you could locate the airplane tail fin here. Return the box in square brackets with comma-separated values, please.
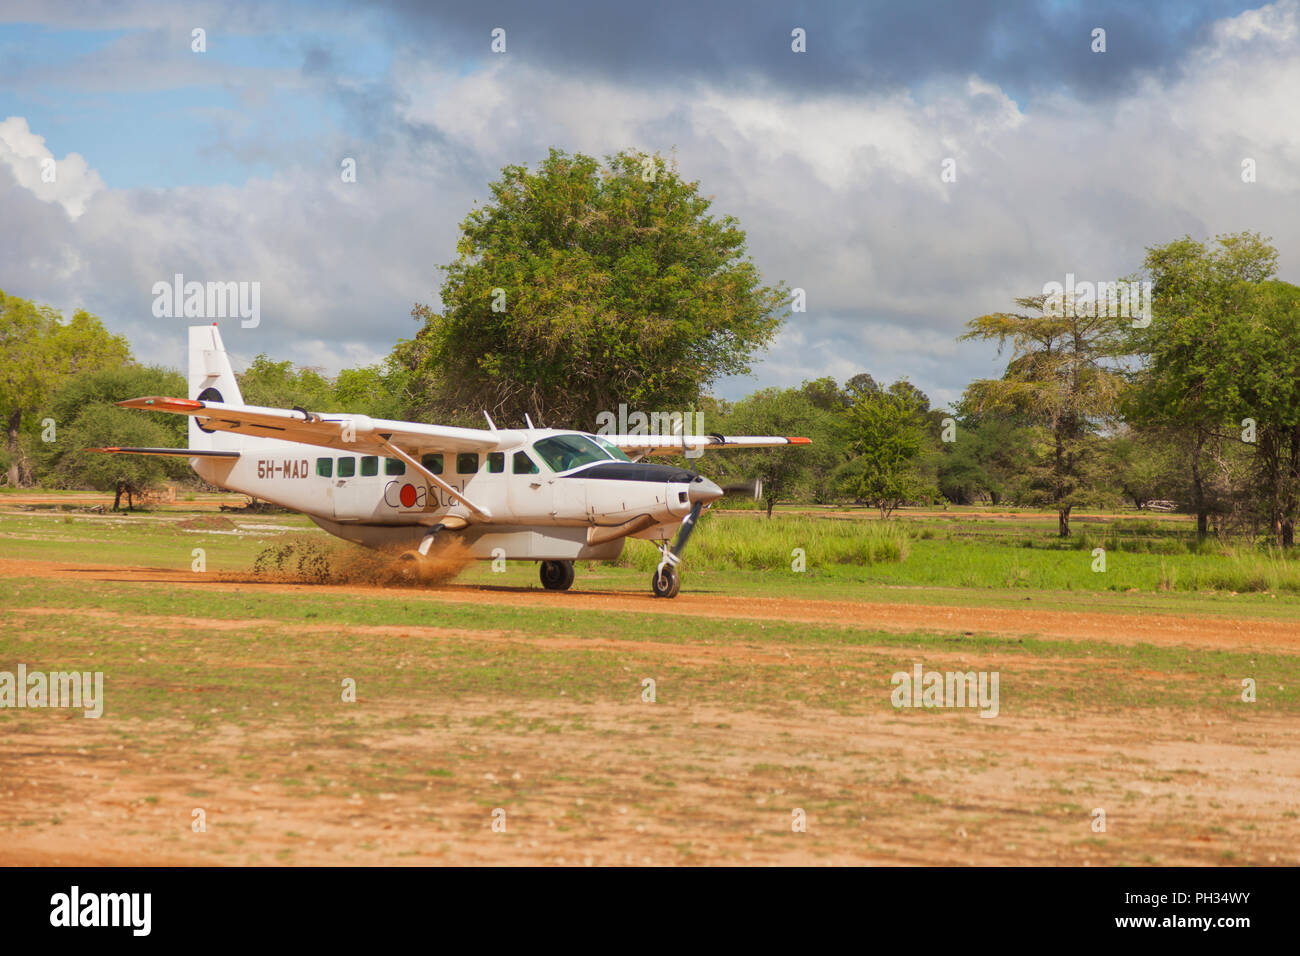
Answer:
[188, 324, 244, 451]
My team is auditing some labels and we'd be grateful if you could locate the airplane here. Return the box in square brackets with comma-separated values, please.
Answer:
[96, 324, 810, 598]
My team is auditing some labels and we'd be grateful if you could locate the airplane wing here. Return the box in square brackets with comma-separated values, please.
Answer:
[115, 396, 504, 456]
[90, 446, 241, 458]
[603, 434, 812, 458]
[115, 396, 507, 519]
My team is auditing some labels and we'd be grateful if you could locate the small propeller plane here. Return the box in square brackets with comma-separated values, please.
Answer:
[97, 325, 810, 597]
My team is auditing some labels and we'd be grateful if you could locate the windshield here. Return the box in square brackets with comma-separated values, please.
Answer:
[533, 434, 625, 472]
[591, 435, 632, 462]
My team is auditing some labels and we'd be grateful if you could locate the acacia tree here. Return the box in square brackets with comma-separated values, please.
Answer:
[960, 294, 1127, 536]
[396, 148, 787, 428]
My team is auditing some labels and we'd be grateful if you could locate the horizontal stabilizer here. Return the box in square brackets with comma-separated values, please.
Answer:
[89, 447, 241, 458]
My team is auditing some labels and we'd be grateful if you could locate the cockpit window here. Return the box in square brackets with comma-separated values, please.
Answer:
[591, 435, 632, 462]
[533, 434, 624, 473]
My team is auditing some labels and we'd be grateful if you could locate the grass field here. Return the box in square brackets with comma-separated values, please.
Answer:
[1, 494, 1298, 865]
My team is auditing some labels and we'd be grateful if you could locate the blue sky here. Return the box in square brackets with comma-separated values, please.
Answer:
[2, 0, 1298, 412]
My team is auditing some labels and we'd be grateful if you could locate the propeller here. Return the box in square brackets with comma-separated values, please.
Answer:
[671, 501, 704, 557]
[720, 477, 763, 501]
[668, 474, 761, 562]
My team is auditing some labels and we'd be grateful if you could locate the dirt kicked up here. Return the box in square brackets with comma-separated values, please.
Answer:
[1, 556, 1298, 866]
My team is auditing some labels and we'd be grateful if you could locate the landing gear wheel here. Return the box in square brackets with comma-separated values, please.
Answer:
[394, 550, 422, 583]
[651, 564, 681, 598]
[539, 560, 575, 591]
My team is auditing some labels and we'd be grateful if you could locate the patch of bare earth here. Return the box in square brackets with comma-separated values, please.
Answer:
[1, 607, 1297, 866]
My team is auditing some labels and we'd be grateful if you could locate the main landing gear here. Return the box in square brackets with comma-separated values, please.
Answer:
[539, 560, 575, 591]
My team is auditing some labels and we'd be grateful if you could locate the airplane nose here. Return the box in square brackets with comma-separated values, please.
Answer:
[688, 475, 724, 503]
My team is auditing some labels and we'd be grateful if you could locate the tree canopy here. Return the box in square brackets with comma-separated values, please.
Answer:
[0, 289, 131, 485]
[396, 148, 788, 429]
[961, 293, 1128, 535]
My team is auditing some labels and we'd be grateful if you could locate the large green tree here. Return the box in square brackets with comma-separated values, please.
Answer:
[1224, 280, 1300, 545]
[960, 294, 1128, 536]
[37, 365, 190, 492]
[56, 405, 172, 509]
[0, 290, 130, 486]
[237, 355, 336, 411]
[716, 388, 838, 517]
[838, 381, 936, 518]
[1126, 233, 1281, 537]
[397, 148, 787, 428]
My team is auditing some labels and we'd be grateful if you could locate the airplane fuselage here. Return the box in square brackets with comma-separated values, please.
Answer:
[190, 427, 713, 560]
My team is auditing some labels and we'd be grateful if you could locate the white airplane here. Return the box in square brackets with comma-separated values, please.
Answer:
[98, 325, 810, 597]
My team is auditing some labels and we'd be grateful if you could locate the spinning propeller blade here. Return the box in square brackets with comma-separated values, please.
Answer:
[672, 501, 704, 556]
[720, 477, 763, 501]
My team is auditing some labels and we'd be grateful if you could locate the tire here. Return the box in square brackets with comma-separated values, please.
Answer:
[651, 564, 681, 598]
[395, 550, 422, 582]
[539, 560, 575, 591]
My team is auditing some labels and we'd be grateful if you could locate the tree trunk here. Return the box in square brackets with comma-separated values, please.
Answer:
[1190, 430, 1208, 539]
[1197, 510, 1208, 537]
[6, 408, 20, 487]
[1058, 505, 1071, 538]
[765, 497, 774, 519]
[113, 482, 123, 511]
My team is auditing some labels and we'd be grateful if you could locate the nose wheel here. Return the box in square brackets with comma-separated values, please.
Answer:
[651, 538, 683, 598]
[651, 563, 680, 598]
[539, 560, 575, 591]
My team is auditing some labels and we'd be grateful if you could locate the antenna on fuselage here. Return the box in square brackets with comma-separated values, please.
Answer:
[524, 413, 535, 429]
[483, 410, 497, 431]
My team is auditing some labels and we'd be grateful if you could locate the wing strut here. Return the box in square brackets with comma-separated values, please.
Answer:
[373, 436, 493, 521]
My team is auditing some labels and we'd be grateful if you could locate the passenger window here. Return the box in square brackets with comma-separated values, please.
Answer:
[316, 457, 333, 478]
[421, 453, 443, 474]
[360, 456, 379, 477]
[487, 452, 505, 474]
[384, 457, 405, 476]
[456, 453, 478, 474]
[337, 457, 355, 478]
[512, 451, 539, 474]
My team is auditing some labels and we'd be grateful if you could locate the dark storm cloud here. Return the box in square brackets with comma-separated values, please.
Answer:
[373, 0, 1249, 99]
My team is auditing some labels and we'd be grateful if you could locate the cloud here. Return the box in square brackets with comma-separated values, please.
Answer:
[2, 1, 1299, 417]
[0, 116, 105, 218]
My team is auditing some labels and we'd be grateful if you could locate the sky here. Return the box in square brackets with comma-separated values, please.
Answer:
[2, 0, 1298, 413]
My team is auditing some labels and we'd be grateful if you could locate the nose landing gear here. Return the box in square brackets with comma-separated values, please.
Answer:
[651, 560, 681, 598]
[651, 533, 686, 599]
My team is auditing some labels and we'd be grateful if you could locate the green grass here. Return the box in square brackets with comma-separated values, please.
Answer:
[5, 505, 1300, 617]
[616, 514, 909, 571]
[618, 510, 1300, 594]
[0, 508, 316, 570]
[3, 573, 1299, 720]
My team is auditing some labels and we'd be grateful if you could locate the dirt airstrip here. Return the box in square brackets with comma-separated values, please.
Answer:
[0, 557, 1297, 652]
[1, 556, 1298, 866]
